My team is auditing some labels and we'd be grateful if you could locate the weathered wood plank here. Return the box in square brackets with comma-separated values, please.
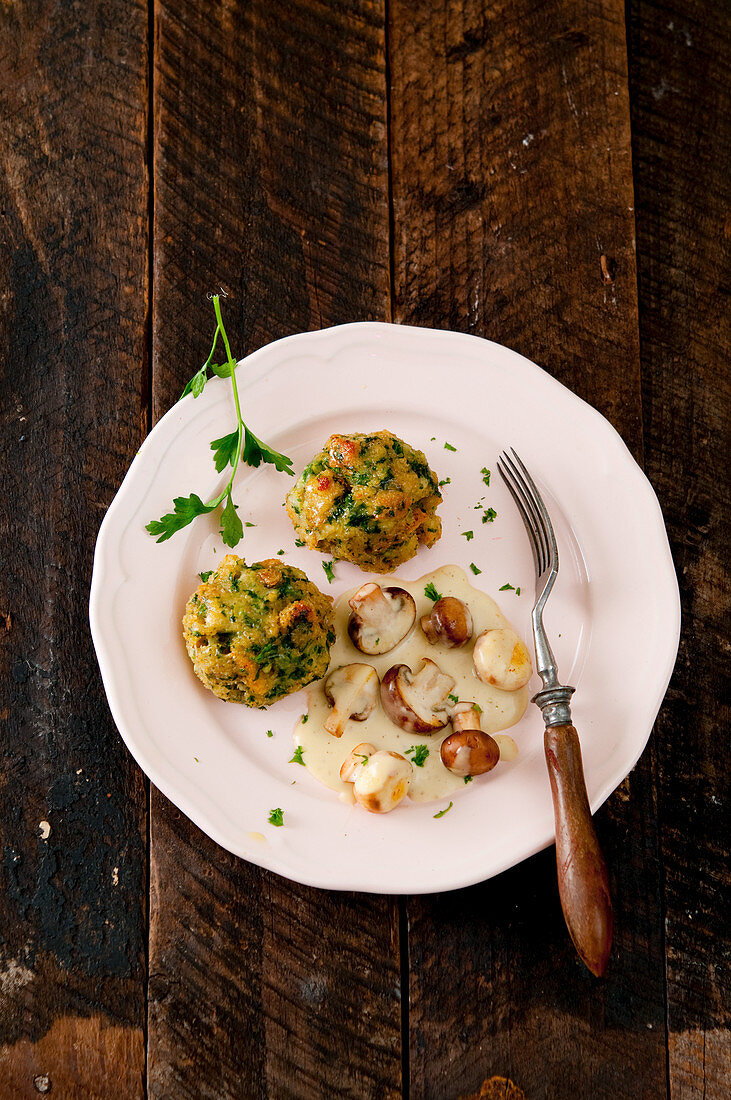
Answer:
[0, 1, 149, 1096]
[389, 0, 667, 1095]
[148, 1, 399, 1096]
[628, 1, 731, 1096]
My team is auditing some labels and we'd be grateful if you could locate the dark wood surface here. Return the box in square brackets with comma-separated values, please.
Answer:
[0, 0, 728, 1096]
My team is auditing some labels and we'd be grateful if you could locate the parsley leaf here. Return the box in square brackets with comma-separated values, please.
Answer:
[199, 570, 213, 582]
[242, 425, 295, 475]
[462, 530, 474, 541]
[148, 296, 294, 549]
[482, 507, 497, 523]
[424, 582, 442, 602]
[289, 746, 306, 765]
[516, 587, 521, 595]
[322, 560, 335, 583]
[220, 492, 244, 548]
[470, 563, 482, 575]
[294, 538, 305, 547]
[438, 477, 451, 487]
[499, 583, 515, 591]
[481, 467, 491, 486]
[473, 703, 482, 713]
[210, 430, 240, 473]
[145, 493, 214, 542]
[268, 807, 284, 826]
[444, 442, 457, 452]
[266, 729, 274, 738]
[464, 775, 473, 784]
[301, 714, 309, 724]
[447, 693, 459, 704]
[405, 745, 429, 767]
[433, 801, 453, 818]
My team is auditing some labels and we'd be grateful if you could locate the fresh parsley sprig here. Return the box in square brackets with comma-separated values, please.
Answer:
[146, 296, 294, 548]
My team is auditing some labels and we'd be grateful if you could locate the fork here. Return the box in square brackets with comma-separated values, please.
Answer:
[498, 449, 613, 977]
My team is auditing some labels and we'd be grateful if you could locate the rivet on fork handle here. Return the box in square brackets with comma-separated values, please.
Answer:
[543, 722, 614, 977]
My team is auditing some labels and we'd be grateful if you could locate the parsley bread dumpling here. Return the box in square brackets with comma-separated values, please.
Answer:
[183, 555, 335, 705]
[286, 431, 442, 573]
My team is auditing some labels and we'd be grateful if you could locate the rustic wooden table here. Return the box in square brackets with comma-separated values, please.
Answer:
[1, 1, 728, 1097]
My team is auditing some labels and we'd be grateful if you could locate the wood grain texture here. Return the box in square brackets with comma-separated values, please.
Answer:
[149, 1, 399, 1096]
[389, 1, 668, 1096]
[0, 0, 149, 1096]
[628, 0, 731, 1095]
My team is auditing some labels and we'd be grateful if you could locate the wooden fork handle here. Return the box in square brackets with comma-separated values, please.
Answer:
[544, 724, 613, 977]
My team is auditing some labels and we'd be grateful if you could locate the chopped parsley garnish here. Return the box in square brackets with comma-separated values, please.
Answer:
[438, 477, 451, 487]
[289, 746, 306, 766]
[470, 563, 482, 575]
[405, 745, 429, 767]
[444, 442, 457, 452]
[268, 807, 284, 827]
[430, 436, 436, 441]
[146, 296, 293, 547]
[294, 538, 305, 547]
[301, 714, 309, 724]
[481, 467, 491, 486]
[266, 729, 274, 738]
[245, 521, 257, 528]
[447, 693, 459, 704]
[277, 549, 285, 555]
[322, 560, 335, 583]
[464, 775, 473, 784]
[473, 703, 483, 713]
[433, 801, 453, 818]
[482, 507, 497, 523]
[516, 587, 521, 596]
[499, 583, 515, 591]
[424, 582, 442, 602]
[461, 530, 474, 541]
[198, 570, 213, 582]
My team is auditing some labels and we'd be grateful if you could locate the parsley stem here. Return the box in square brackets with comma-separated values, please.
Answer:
[210, 296, 244, 508]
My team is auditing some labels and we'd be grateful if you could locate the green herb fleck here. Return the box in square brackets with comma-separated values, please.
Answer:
[482, 507, 498, 523]
[294, 538, 305, 547]
[245, 521, 257, 528]
[444, 442, 457, 452]
[146, 296, 294, 547]
[464, 775, 473, 784]
[473, 703, 483, 714]
[199, 570, 213, 582]
[438, 477, 451, 487]
[433, 801, 453, 818]
[301, 714, 309, 724]
[448, 693, 459, 704]
[462, 530, 474, 541]
[194, 756, 199, 762]
[289, 746, 306, 766]
[266, 729, 274, 738]
[516, 587, 521, 596]
[424, 582, 442, 602]
[405, 745, 429, 767]
[322, 560, 335, 584]
[277, 549, 285, 555]
[481, 467, 491, 486]
[268, 807, 284, 827]
[470, 562, 482, 575]
[430, 436, 436, 441]
[499, 583, 515, 591]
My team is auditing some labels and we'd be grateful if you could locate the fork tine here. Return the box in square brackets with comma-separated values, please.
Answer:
[499, 451, 549, 573]
[509, 448, 558, 571]
[497, 454, 543, 574]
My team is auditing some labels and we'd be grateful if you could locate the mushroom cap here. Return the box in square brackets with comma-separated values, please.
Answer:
[339, 741, 377, 783]
[473, 628, 532, 691]
[353, 750, 412, 813]
[440, 729, 500, 777]
[380, 658, 455, 733]
[347, 583, 416, 655]
[420, 596, 473, 648]
[324, 663, 380, 736]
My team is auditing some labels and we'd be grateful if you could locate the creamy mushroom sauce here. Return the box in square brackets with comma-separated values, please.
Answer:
[293, 565, 530, 804]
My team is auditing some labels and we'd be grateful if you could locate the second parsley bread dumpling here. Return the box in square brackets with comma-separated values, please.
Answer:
[286, 431, 442, 573]
[183, 555, 335, 705]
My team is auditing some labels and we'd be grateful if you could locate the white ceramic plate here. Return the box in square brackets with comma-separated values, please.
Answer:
[90, 323, 680, 894]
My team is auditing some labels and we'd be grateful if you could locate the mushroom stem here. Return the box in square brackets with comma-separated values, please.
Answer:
[324, 664, 379, 737]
